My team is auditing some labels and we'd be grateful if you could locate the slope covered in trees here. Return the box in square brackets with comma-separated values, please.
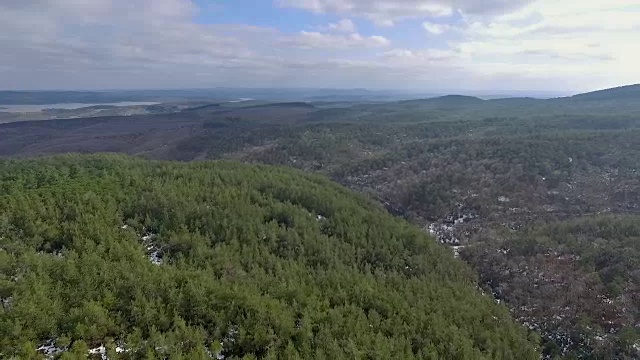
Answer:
[0, 155, 538, 359]
[570, 84, 640, 101]
[465, 215, 640, 359]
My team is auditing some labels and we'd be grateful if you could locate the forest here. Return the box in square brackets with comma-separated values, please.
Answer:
[465, 215, 640, 359]
[0, 155, 539, 359]
[1, 85, 640, 358]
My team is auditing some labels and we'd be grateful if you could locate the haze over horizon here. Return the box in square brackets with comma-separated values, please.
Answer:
[2, 0, 639, 93]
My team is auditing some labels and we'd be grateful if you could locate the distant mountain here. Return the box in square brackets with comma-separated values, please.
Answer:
[0, 91, 143, 105]
[434, 94, 484, 103]
[570, 84, 640, 101]
[0, 89, 417, 105]
[246, 101, 315, 109]
[400, 95, 485, 108]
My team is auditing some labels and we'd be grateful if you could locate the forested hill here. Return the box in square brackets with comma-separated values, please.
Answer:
[0, 155, 538, 359]
[570, 84, 640, 101]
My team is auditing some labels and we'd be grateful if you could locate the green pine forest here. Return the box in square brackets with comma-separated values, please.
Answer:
[0, 154, 539, 359]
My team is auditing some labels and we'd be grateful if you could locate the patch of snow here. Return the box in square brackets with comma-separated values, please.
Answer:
[428, 223, 437, 236]
[36, 339, 66, 358]
[224, 325, 239, 345]
[1, 296, 12, 310]
[88, 345, 107, 359]
[427, 205, 478, 248]
[427, 221, 462, 245]
[120, 224, 129, 229]
[37, 249, 64, 258]
[141, 231, 163, 265]
[600, 296, 614, 305]
[142, 233, 156, 242]
[568, 157, 573, 163]
[497, 196, 510, 203]
[149, 249, 163, 265]
[556, 254, 581, 261]
[316, 214, 326, 222]
[452, 245, 465, 258]
[454, 214, 475, 225]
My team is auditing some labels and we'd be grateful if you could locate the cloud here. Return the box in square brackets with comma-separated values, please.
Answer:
[327, 19, 357, 33]
[383, 49, 455, 61]
[0, 0, 638, 92]
[0, 0, 281, 89]
[281, 31, 390, 49]
[278, 0, 533, 25]
[371, 0, 640, 91]
[454, 1, 639, 63]
[437, 0, 640, 89]
[0, 0, 395, 89]
[422, 21, 450, 34]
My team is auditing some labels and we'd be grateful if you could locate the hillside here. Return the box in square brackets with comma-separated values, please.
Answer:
[0, 155, 539, 359]
[466, 215, 640, 358]
[399, 95, 485, 108]
[570, 84, 640, 101]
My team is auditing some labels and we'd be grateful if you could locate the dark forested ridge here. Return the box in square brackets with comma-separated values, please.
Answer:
[0, 155, 539, 359]
[570, 84, 640, 101]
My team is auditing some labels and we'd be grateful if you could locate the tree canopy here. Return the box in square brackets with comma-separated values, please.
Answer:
[0, 154, 538, 359]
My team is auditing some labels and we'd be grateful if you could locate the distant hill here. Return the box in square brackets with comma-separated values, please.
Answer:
[182, 103, 222, 112]
[400, 95, 485, 108]
[246, 101, 315, 109]
[570, 84, 640, 101]
[487, 97, 544, 105]
[0, 91, 142, 105]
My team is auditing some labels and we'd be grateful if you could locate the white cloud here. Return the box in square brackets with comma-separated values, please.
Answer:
[0, 0, 397, 89]
[327, 19, 357, 33]
[278, 0, 533, 25]
[383, 49, 454, 61]
[422, 21, 450, 34]
[0, 0, 285, 88]
[354, 0, 639, 91]
[282, 31, 390, 49]
[0, 0, 638, 92]
[448, 0, 640, 88]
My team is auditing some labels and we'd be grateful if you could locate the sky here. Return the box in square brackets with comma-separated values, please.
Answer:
[1, 0, 639, 92]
